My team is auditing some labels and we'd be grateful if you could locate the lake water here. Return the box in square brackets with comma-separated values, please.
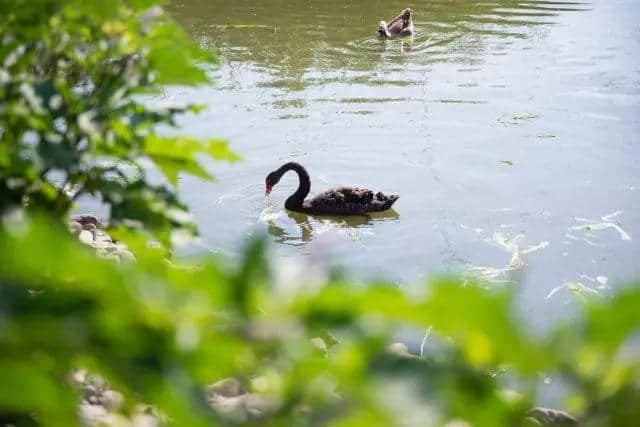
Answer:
[166, 0, 640, 326]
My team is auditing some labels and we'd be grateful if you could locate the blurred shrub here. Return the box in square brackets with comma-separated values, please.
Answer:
[0, 216, 638, 426]
[0, 0, 238, 246]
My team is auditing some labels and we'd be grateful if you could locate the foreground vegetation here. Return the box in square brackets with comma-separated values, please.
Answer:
[1, 216, 639, 426]
[0, 0, 638, 426]
[1, 0, 237, 246]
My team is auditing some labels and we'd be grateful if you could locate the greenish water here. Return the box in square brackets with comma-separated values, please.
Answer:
[165, 0, 639, 324]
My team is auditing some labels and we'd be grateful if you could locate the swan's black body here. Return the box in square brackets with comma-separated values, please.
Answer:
[265, 162, 399, 215]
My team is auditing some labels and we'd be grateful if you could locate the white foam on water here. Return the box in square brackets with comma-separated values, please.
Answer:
[569, 210, 631, 242]
[546, 281, 600, 300]
[463, 232, 549, 286]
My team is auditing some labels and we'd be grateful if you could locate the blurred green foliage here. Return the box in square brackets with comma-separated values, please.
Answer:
[0, 0, 238, 246]
[0, 216, 638, 426]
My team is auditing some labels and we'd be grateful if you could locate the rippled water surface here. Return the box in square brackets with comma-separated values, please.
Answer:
[166, 0, 640, 325]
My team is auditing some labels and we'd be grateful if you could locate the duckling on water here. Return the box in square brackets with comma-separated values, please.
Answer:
[378, 8, 414, 38]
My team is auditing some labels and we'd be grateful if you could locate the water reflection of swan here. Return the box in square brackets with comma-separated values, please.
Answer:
[266, 209, 399, 246]
[400, 36, 414, 54]
[173, 1, 588, 76]
[375, 30, 414, 57]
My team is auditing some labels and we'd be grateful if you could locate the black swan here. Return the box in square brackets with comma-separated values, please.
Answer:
[378, 8, 414, 38]
[265, 162, 399, 215]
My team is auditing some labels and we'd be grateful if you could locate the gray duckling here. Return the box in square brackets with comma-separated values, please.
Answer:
[378, 8, 414, 38]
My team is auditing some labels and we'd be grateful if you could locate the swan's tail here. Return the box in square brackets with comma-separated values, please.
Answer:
[372, 192, 399, 211]
[385, 194, 399, 209]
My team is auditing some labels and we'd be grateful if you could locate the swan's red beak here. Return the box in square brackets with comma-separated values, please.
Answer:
[265, 183, 272, 196]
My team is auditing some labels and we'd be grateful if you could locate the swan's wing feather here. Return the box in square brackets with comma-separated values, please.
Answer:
[334, 187, 374, 204]
[306, 188, 364, 214]
[305, 187, 389, 214]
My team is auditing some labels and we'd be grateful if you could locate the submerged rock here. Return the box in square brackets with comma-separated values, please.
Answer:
[388, 342, 419, 359]
[71, 215, 100, 227]
[69, 221, 83, 234]
[83, 223, 98, 239]
[72, 369, 160, 427]
[94, 230, 113, 243]
[78, 229, 95, 244]
[310, 337, 327, 352]
[73, 214, 100, 227]
[388, 342, 409, 355]
[70, 214, 136, 265]
[78, 403, 109, 426]
[91, 240, 115, 250]
[207, 378, 246, 397]
[526, 407, 578, 425]
[104, 253, 121, 264]
[115, 249, 136, 264]
[205, 377, 276, 423]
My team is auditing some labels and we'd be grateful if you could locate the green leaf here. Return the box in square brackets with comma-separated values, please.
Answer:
[144, 134, 238, 185]
[144, 134, 237, 161]
[586, 286, 640, 352]
[151, 154, 213, 185]
[0, 361, 76, 425]
[145, 22, 214, 85]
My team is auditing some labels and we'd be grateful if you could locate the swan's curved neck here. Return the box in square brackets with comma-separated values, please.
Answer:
[278, 162, 310, 210]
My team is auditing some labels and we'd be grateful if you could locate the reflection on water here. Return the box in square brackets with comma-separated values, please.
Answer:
[167, 0, 640, 328]
[170, 0, 590, 78]
[263, 208, 399, 246]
